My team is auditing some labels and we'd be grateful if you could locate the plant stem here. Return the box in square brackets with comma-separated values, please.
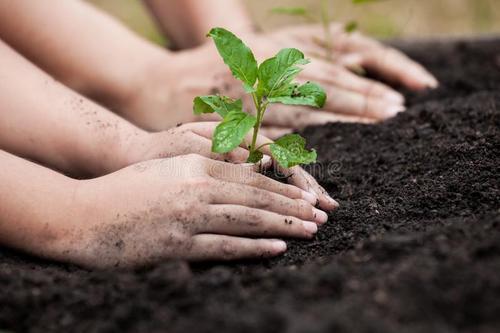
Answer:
[256, 142, 272, 151]
[320, 0, 333, 61]
[250, 92, 262, 153]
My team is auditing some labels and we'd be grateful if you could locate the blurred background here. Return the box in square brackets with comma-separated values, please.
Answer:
[88, 0, 500, 46]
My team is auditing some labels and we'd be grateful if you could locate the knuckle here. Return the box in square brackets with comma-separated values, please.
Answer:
[243, 210, 264, 228]
[296, 199, 312, 217]
[284, 184, 301, 198]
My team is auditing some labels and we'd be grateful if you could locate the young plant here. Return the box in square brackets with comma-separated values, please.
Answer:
[271, 0, 379, 61]
[193, 28, 326, 168]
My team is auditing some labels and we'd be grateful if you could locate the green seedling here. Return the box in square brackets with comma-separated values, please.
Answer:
[193, 28, 326, 168]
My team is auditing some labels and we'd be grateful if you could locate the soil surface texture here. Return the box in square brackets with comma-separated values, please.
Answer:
[1, 37, 499, 333]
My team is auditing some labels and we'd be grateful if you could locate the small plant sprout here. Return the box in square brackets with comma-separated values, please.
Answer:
[271, 0, 380, 61]
[193, 28, 326, 168]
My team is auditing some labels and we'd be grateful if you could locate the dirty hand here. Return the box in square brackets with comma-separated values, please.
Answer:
[123, 24, 437, 138]
[235, 23, 439, 133]
[65, 155, 329, 268]
[125, 122, 339, 211]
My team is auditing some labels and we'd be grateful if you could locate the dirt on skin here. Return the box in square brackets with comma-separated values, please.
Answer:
[1, 37, 499, 333]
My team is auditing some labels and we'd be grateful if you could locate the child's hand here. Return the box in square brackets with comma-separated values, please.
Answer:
[255, 23, 438, 91]
[124, 122, 339, 211]
[118, 24, 437, 137]
[63, 155, 329, 268]
[127, 122, 251, 164]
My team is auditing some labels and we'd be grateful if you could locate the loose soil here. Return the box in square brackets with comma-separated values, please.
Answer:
[1, 37, 499, 333]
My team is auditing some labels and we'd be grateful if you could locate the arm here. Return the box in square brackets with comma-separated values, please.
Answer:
[0, 151, 326, 268]
[0, 149, 78, 261]
[0, 40, 337, 210]
[0, 0, 168, 116]
[0, 38, 144, 176]
[143, 0, 255, 49]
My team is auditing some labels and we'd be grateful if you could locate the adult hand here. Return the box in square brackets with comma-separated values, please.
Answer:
[65, 155, 329, 268]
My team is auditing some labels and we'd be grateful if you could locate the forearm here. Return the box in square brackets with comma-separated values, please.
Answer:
[0, 150, 78, 260]
[143, 0, 255, 49]
[0, 0, 169, 112]
[0, 40, 146, 176]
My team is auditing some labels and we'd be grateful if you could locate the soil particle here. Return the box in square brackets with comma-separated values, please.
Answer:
[0, 37, 499, 333]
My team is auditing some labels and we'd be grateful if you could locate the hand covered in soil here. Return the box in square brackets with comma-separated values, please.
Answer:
[235, 23, 439, 132]
[122, 24, 437, 139]
[66, 155, 328, 268]
[126, 122, 339, 211]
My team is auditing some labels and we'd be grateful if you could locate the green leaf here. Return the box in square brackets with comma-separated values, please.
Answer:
[247, 150, 264, 163]
[207, 28, 258, 91]
[270, 7, 308, 16]
[270, 134, 317, 168]
[267, 82, 326, 108]
[193, 95, 242, 117]
[258, 48, 309, 98]
[344, 20, 358, 33]
[212, 110, 256, 153]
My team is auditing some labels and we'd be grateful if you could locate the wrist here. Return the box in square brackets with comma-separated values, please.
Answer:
[116, 49, 180, 131]
[25, 176, 84, 262]
[42, 177, 104, 267]
[100, 124, 150, 174]
[100, 41, 175, 121]
[121, 130, 168, 167]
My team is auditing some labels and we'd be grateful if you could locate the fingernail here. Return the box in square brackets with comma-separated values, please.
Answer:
[313, 207, 328, 224]
[425, 76, 439, 89]
[261, 154, 272, 165]
[303, 221, 318, 234]
[271, 240, 287, 253]
[326, 196, 340, 209]
[385, 104, 406, 117]
[383, 91, 405, 104]
[302, 191, 319, 205]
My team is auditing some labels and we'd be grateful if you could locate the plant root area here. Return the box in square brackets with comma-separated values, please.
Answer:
[1, 38, 499, 333]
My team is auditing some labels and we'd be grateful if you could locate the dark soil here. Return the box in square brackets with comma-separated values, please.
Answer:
[1, 37, 499, 333]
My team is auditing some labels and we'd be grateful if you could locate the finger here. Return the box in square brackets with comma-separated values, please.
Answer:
[259, 127, 292, 140]
[358, 45, 438, 90]
[201, 135, 250, 163]
[179, 123, 250, 163]
[238, 154, 273, 170]
[306, 29, 438, 90]
[263, 104, 376, 128]
[237, 135, 340, 211]
[336, 53, 365, 68]
[184, 121, 277, 160]
[201, 205, 319, 237]
[206, 162, 319, 205]
[323, 86, 406, 120]
[187, 235, 287, 261]
[195, 112, 220, 122]
[278, 166, 339, 211]
[302, 61, 405, 104]
[210, 181, 327, 223]
[180, 121, 219, 138]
